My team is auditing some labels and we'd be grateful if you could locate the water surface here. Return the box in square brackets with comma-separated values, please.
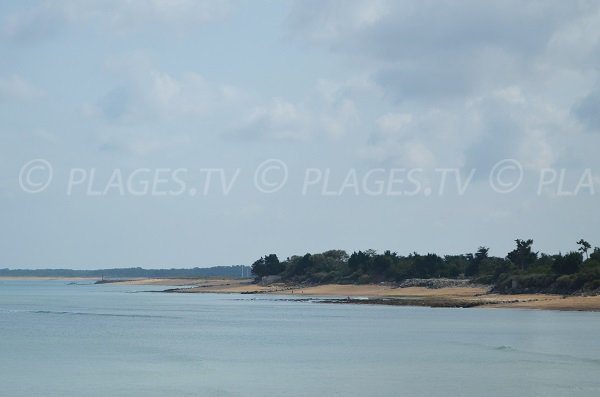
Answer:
[1, 280, 599, 396]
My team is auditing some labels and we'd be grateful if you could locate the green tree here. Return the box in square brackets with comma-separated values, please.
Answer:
[348, 251, 371, 272]
[577, 239, 591, 259]
[251, 257, 267, 278]
[264, 254, 283, 275]
[465, 247, 489, 276]
[371, 251, 396, 278]
[591, 247, 600, 261]
[552, 252, 583, 275]
[507, 239, 537, 270]
[295, 253, 314, 276]
[475, 247, 489, 262]
[444, 255, 468, 278]
[413, 253, 444, 278]
[251, 254, 283, 278]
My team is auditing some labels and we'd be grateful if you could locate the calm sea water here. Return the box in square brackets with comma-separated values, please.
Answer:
[1, 280, 599, 397]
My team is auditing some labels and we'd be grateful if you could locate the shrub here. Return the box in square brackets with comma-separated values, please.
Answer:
[357, 274, 371, 284]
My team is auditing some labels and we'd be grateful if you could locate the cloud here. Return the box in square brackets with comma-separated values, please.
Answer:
[2, 0, 232, 42]
[0, 75, 43, 100]
[85, 54, 245, 124]
[546, 3, 600, 69]
[289, 1, 579, 58]
[360, 85, 581, 172]
[465, 87, 581, 171]
[288, 0, 600, 172]
[362, 108, 469, 169]
[289, 0, 585, 101]
[80, 55, 247, 157]
[236, 99, 311, 141]
[572, 86, 600, 133]
[1, 2, 63, 42]
[231, 78, 365, 142]
[376, 113, 413, 136]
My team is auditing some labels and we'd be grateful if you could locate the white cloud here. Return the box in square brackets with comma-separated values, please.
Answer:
[287, 0, 390, 44]
[360, 85, 586, 172]
[546, 4, 600, 69]
[80, 55, 248, 157]
[466, 88, 580, 171]
[2, 0, 231, 41]
[320, 98, 358, 139]
[240, 99, 311, 141]
[86, 54, 246, 124]
[364, 108, 470, 169]
[233, 77, 366, 142]
[289, 0, 600, 173]
[376, 113, 413, 135]
[0, 75, 43, 100]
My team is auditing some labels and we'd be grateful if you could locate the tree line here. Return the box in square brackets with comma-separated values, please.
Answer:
[0, 266, 250, 279]
[250, 239, 600, 294]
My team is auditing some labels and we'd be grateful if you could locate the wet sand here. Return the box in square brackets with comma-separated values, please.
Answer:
[488, 294, 600, 311]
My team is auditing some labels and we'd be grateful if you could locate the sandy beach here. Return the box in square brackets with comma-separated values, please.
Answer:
[6, 277, 599, 311]
[120, 278, 600, 312]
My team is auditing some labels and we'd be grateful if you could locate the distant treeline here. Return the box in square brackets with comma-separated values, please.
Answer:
[250, 239, 600, 294]
[0, 266, 250, 279]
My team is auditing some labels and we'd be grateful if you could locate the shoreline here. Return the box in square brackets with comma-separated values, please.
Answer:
[0, 276, 98, 281]
[154, 279, 600, 312]
[3, 277, 599, 311]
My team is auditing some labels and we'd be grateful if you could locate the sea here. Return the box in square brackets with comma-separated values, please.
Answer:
[1, 280, 599, 397]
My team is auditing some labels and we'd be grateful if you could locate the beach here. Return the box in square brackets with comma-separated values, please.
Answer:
[96, 278, 600, 312]
[4, 276, 597, 311]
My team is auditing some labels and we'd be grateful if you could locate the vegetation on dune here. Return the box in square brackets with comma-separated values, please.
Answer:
[250, 239, 600, 294]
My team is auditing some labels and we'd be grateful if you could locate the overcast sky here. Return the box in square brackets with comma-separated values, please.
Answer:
[1, 0, 600, 269]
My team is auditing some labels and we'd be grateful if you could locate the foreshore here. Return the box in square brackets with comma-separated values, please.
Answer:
[118, 278, 600, 312]
[4, 277, 599, 311]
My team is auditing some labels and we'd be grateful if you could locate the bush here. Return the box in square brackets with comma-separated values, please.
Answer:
[554, 274, 586, 292]
[357, 274, 371, 284]
[519, 274, 557, 289]
[555, 275, 576, 290]
[583, 279, 600, 291]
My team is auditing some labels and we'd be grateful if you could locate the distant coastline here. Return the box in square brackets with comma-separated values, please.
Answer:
[3, 275, 599, 311]
[89, 277, 600, 312]
[0, 265, 250, 279]
[0, 276, 97, 281]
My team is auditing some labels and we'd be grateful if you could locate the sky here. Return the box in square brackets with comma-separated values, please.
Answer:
[1, 0, 600, 269]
